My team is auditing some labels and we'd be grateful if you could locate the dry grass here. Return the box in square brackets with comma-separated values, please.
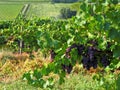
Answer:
[0, 50, 51, 83]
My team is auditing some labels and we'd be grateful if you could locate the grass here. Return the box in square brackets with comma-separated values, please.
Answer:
[0, 68, 98, 90]
[0, 4, 23, 21]
[0, 71, 118, 90]
[0, 80, 40, 90]
[0, 73, 96, 90]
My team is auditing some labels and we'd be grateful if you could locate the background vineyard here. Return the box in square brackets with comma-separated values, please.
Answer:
[0, 0, 80, 21]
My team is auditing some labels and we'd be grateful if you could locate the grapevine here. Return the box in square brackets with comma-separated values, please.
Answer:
[0, 0, 120, 88]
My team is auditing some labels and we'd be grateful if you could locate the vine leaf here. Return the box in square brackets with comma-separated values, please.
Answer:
[113, 45, 120, 58]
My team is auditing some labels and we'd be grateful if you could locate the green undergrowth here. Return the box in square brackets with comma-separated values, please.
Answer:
[0, 71, 119, 90]
[0, 80, 41, 90]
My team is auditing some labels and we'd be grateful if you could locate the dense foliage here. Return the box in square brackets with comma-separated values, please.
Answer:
[0, 0, 120, 89]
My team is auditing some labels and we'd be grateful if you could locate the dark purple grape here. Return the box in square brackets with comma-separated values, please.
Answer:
[77, 45, 85, 55]
[89, 53, 94, 61]
[93, 64, 97, 69]
[86, 65, 90, 70]
[101, 56, 110, 67]
[82, 56, 91, 70]
[87, 46, 95, 61]
[82, 53, 98, 70]
[82, 56, 90, 65]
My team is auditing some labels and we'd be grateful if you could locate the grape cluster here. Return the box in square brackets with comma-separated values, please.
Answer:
[81, 41, 112, 70]
[82, 46, 98, 70]
[101, 56, 110, 67]
[65, 40, 112, 70]
[50, 40, 113, 72]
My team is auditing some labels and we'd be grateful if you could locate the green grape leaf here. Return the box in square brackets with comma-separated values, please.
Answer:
[116, 75, 120, 90]
[113, 45, 120, 58]
[80, 2, 87, 12]
[33, 69, 42, 79]
[108, 28, 119, 40]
